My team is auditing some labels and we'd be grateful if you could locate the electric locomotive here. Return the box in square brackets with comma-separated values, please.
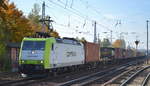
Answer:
[19, 37, 85, 77]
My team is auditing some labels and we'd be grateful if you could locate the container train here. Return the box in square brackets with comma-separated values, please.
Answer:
[19, 37, 145, 77]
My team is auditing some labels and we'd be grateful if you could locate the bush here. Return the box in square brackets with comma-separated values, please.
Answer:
[0, 43, 11, 71]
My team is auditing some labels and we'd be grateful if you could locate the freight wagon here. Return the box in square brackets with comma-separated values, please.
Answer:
[125, 49, 135, 58]
[114, 48, 124, 59]
[100, 47, 115, 59]
[84, 42, 100, 67]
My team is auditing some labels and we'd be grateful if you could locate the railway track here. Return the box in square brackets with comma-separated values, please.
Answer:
[0, 77, 32, 86]
[57, 59, 145, 86]
[0, 76, 47, 86]
[0, 58, 147, 86]
[142, 71, 150, 86]
[102, 66, 150, 86]
[0, 64, 119, 86]
[119, 66, 150, 86]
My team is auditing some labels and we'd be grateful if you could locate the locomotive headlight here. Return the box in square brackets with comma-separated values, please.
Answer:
[21, 73, 27, 77]
[41, 61, 43, 63]
[31, 51, 35, 54]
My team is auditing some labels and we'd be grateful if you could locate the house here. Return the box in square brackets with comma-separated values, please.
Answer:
[7, 43, 20, 72]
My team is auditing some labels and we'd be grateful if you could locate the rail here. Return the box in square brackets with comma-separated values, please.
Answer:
[141, 72, 150, 86]
[58, 59, 145, 86]
[119, 66, 150, 86]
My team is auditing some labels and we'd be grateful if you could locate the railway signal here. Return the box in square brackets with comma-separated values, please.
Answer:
[135, 40, 139, 46]
[135, 40, 140, 56]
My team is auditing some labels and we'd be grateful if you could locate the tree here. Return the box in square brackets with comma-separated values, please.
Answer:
[0, 0, 34, 70]
[28, 3, 42, 32]
[112, 39, 126, 49]
[0, 0, 34, 43]
[80, 37, 86, 42]
[0, 0, 7, 9]
[101, 38, 111, 47]
[75, 37, 79, 40]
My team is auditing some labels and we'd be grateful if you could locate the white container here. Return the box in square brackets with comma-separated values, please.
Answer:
[50, 43, 85, 68]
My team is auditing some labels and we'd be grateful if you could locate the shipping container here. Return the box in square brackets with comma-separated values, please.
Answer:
[125, 49, 135, 58]
[100, 47, 115, 59]
[84, 42, 100, 63]
[125, 49, 130, 58]
[136, 51, 145, 57]
[50, 39, 85, 68]
[122, 49, 126, 58]
[114, 48, 123, 59]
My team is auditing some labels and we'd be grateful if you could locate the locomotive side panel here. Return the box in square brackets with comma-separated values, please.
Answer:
[50, 43, 85, 68]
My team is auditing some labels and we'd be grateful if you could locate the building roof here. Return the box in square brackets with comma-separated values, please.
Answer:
[7, 43, 21, 48]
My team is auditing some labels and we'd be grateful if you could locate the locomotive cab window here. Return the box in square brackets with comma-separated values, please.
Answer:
[22, 41, 45, 50]
[21, 41, 46, 60]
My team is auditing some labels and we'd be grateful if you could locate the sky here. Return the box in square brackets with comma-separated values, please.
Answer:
[9, 0, 150, 49]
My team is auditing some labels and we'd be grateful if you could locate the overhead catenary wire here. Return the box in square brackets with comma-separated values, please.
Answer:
[47, 0, 87, 20]
[36, 0, 146, 46]
[70, 0, 74, 8]
[40, 0, 125, 41]
[43, 0, 117, 34]
[38, 0, 141, 32]
[79, 0, 118, 22]
[46, 0, 88, 28]
[47, 0, 113, 31]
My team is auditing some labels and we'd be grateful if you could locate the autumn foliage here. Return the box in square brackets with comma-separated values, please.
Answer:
[112, 39, 126, 49]
[101, 38, 111, 47]
[0, 0, 34, 43]
[0, 0, 37, 70]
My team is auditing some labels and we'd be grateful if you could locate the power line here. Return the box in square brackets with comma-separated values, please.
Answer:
[36, 0, 102, 39]
[57, 0, 85, 17]
[79, 0, 117, 22]
[47, 0, 112, 30]
[41, 0, 118, 40]
[47, 0, 86, 19]
[96, 22, 112, 31]
[46, 0, 89, 30]
[44, 5, 58, 19]
[54, 22, 68, 27]
[47, 0, 89, 28]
